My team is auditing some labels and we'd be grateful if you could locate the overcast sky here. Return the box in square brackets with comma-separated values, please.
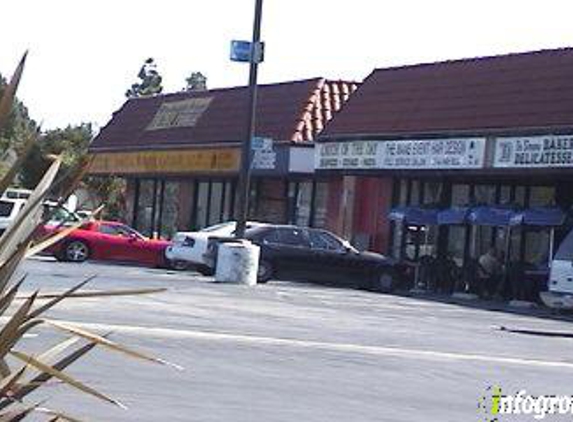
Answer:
[1, 0, 573, 131]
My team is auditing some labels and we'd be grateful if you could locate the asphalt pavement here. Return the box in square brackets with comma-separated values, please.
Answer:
[11, 258, 573, 421]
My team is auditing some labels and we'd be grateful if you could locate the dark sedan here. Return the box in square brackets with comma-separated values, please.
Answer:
[206, 225, 398, 291]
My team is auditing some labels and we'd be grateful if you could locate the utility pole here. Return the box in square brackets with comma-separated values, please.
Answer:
[235, 0, 264, 239]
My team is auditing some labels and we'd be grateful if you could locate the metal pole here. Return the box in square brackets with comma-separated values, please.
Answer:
[549, 228, 555, 267]
[235, 0, 264, 239]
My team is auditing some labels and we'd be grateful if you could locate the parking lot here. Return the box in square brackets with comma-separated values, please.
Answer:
[13, 258, 573, 421]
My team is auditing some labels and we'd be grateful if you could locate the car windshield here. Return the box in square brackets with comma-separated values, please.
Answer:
[0, 201, 14, 217]
[46, 206, 81, 223]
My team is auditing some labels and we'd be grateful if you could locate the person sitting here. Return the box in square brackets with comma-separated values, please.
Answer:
[478, 247, 503, 299]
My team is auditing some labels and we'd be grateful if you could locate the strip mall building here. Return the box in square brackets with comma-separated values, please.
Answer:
[88, 78, 357, 237]
[316, 48, 573, 278]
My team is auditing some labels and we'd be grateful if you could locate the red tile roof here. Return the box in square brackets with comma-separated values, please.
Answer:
[90, 78, 358, 152]
[321, 48, 573, 140]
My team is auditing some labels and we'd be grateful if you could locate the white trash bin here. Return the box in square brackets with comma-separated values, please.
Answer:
[215, 240, 260, 286]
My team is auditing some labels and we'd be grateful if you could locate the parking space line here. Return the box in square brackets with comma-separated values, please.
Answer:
[41, 318, 573, 370]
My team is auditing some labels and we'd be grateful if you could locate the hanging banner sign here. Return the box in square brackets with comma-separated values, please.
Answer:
[316, 138, 486, 170]
[494, 135, 573, 168]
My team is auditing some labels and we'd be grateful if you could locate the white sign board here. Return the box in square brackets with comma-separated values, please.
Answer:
[251, 137, 276, 170]
[494, 135, 573, 168]
[252, 151, 276, 169]
[316, 138, 486, 170]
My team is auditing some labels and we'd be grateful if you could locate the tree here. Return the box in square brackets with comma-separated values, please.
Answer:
[19, 124, 127, 220]
[0, 72, 37, 179]
[184, 72, 207, 91]
[20, 123, 92, 189]
[125, 58, 163, 98]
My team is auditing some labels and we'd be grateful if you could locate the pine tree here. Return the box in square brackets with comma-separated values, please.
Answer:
[125, 58, 164, 98]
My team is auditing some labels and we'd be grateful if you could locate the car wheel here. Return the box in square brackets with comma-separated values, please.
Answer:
[169, 260, 189, 271]
[257, 260, 273, 284]
[375, 270, 394, 293]
[197, 264, 215, 276]
[64, 240, 90, 263]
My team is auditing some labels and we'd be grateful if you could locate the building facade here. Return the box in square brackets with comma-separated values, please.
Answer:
[316, 48, 573, 297]
[88, 78, 358, 238]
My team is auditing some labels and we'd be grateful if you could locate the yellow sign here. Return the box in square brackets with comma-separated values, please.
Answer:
[88, 148, 240, 175]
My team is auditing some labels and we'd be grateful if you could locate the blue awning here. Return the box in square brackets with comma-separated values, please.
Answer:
[437, 207, 470, 225]
[510, 207, 566, 227]
[388, 206, 438, 226]
[467, 206, 517, 226]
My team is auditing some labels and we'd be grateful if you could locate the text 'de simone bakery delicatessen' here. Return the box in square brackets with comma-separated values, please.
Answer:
[494, 135, 573, 168]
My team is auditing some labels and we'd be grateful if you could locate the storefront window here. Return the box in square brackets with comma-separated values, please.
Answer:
[194, 180, 235, 229]
[399, 179, 408, 206]
[524, 230, 551, 267]
[471, 225, 493, 258]
[451, 184, 470, 206]
[313, 182, 328, 228]
[529, 186, 555, 207]
[509, 227, 522, 262]
[423, 181, 442, 205]
[499, 186, 512, 204]
[208, 182, 223, 226]
[160, 182, 179, 238]
[295, 182, 312, 226]
[493, 227, 510, 261]
[410, 181, 420, 205]
[195, 182, 209, 229]
[135, 179, 157, 237]
[447, 226, 466, 266]
[514, 186, 526, 206]
[223, 182, 233, 221]
[474, 184, 496, 204]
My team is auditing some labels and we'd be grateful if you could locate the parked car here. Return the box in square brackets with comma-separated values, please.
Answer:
[542, 229, 573, 310]
[205, 224, 398, 291]
[44, 220, 171, 268]
[165, 221, 264, 273]
[0, 196, 80, 238]
[0, 197, 27, 237]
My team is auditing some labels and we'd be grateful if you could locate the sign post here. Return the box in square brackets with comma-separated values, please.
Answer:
[234, 0, 264, 239]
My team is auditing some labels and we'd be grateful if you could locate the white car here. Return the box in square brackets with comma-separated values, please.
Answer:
[542, 229, 573, 310]
[165, 221, 263, 273]
[0, 196, 81, 238]
[0, 197, 27, 236]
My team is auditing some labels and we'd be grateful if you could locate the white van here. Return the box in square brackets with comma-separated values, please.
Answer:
[542, 231, 573, 309]
[0, 198, 28, 236]
[0, 196, 81, 238]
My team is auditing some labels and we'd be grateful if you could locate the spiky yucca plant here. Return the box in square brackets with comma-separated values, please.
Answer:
[0, 54, 181, 421]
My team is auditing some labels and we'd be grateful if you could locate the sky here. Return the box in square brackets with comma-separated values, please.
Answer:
[1, 0, 573, 131]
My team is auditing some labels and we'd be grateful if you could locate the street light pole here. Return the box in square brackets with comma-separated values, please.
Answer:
[235, 0, 264, 239]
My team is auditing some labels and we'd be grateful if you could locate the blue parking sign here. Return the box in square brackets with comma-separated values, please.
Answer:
[230, 40, 265, 63]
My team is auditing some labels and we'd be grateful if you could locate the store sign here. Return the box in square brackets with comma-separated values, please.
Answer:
[88, 148, 240, 175]
[251, 137, 276, 170]
[494, 135, 573, 168]
[316, 138, 486, 170]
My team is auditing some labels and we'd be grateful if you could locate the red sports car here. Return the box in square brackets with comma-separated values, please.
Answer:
[44, 220, 171, 268]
